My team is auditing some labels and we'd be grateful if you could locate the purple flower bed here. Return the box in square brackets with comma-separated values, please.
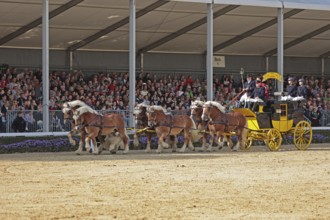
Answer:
[0, 137, 77, 154]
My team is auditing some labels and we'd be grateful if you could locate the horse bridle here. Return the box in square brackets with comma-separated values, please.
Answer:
[190, 106, 206, 126]
[63, 110, 73, 121]
[147, 111, 157, 127]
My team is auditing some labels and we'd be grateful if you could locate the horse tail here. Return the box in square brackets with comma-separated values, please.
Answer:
[190, 118, 200, 142]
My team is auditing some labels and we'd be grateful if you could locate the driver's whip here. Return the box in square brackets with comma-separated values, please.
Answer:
[240, 67, 244, 90]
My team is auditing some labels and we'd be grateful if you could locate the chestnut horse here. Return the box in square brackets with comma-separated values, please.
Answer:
[133, 103, 154, 153]
[147, 106, 199, 153]
[201, 101, 248, 151]
[190, 100, 212, 151]
[62, 100, 122, 154]
[191, 100, 232, 151]
[73, 105, 129, 154]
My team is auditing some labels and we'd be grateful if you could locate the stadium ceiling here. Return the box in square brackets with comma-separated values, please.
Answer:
[0, 0, 329, 57]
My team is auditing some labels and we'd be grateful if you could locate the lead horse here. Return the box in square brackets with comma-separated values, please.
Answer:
[147, 106, 199, 153]
[73, 105, 129, 154]
[62, 100, 122, 154]
[201, 101, 248, 151]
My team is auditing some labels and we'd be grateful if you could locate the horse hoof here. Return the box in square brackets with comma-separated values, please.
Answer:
[145, 150, 151, 153]
[110, 151, 117, 154]
[75, 151, 82, 155]
[218, 146, 223, 150]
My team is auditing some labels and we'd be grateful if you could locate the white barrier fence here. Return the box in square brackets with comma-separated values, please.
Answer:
[0, 110, 130, 133]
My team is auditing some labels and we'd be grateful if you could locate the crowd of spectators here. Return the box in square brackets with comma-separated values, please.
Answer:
[1, 66, 330, 132]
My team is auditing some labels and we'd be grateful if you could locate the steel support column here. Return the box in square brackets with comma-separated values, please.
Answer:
[42, 0, 49, 132]
[206, 3, 213, 101]
[277, 7, 284, 93]
[129, 0, 136, 128]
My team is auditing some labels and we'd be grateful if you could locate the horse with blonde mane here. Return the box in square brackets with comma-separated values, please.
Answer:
[201, 101, 248, 151]
[190, 100, 212, 151]
[191, 100, 232, 151]
[62, 100, 88, 154]
[73, 105, 129, 154]
[147, 105, 199, 153]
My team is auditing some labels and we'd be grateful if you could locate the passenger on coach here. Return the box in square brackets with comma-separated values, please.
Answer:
[243, 74, 255, 97]
[297, 78, 309, 99]
[286, 77, 297, 97]
[252, 78, 266, 102]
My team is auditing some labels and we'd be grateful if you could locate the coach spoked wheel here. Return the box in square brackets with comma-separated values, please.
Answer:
[293, 120, 312, 150]
[240, 131, 252, 150]
[265, 128, 282, 151]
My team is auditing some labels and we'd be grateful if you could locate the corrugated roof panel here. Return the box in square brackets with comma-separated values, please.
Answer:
[170, 0, 212, 4]
[214, 0, 282, 8]
[213, 0, 330, 11]
[284, 0, 330, 11]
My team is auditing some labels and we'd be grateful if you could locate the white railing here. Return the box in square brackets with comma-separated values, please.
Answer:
[0, 110, 130, 134]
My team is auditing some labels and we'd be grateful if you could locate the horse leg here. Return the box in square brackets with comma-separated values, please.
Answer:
[156, 133, 167, 153]
[232, 132, 240, 151]
[233, 127, 246, 151]
[216, 135, 224, 150]
[133, 133, 139, 148]
[198, 133, 208, 152]
[106, 135, 119, 154]
[188, 137, 195, 151]
[168, 135, 177, 152]
[85, 136, 91, 154]
[86, 132, 99, 155]
[188, 131, 195, 152]
[68, 130, 76, 146]
[161, 136, 169, 149]
[91, 137, 100, 155]
[75, 131, 85, 155]
[226, 135, 234, 150]
[206, 132, 215, 152]
[118, 128, 129, 154]
[145, 133, 152, 153]
[96, 135, 105, 155]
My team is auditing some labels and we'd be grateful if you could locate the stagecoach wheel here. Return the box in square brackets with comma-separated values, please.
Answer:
[265, 129, 282, 151]
[241, 130, 253, 150]
[293, 120, 312, 150]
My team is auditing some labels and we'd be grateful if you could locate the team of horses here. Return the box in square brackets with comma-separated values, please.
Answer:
[62, 100, 248, 155]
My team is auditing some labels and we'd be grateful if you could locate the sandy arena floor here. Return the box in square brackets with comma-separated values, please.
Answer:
[0, 144, 329, 219]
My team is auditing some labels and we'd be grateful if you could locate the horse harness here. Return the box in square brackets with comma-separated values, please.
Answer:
[76, 113, 120, 136]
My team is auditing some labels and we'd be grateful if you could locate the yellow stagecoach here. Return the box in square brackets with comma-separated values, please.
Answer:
[232, 72, 312, 151]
